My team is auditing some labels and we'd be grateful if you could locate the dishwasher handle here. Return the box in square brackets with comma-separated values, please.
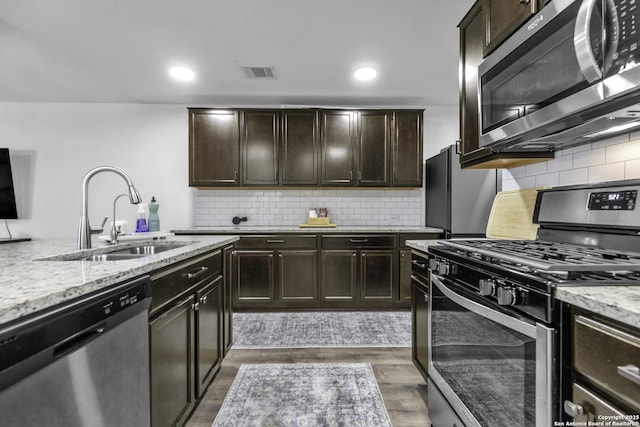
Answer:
[53, 324, 106, 359]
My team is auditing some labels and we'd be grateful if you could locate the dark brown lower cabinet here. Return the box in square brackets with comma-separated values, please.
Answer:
[321, 250, 357, 302]
[412, 276, 429, 381]
[234, 250, 275, 303]
[279, 250, 318, 301]
[196, 276, 223, 398]
[222, 245, 234, 355]
[361, 250, 395, 301]
[150, 295, 195, 427]
[149, 250, 225, 427]
[320, 248, 395, 303]
[399, 249, 412, 302]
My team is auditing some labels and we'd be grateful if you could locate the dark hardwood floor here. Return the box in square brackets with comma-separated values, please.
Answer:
[185, 347, 430, 426]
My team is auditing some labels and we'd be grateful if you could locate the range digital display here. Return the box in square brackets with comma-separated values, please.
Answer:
[588, 190, 637, 210]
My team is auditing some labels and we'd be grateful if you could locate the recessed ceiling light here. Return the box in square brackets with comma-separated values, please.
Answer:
[354, 67, 377, 81]
[169, 66, 195, 81]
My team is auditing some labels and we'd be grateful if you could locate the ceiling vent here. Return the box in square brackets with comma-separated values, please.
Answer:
[241, 66, 277, 79]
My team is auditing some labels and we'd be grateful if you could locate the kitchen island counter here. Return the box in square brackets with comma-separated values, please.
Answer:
[0, 235, 238, 326]
[174, 226, 444, 234]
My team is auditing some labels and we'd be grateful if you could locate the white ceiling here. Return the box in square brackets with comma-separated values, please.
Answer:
[0, 0, 474, 107]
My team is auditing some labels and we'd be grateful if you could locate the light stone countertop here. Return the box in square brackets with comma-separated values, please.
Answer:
[173, 226, 444, 234]
[407, 240, 640, 329]
[0, 235, 238, 326]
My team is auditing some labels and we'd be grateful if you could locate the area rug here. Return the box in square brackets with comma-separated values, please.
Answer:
[232, 311, 410, 348]
[212, 363, 392, 427]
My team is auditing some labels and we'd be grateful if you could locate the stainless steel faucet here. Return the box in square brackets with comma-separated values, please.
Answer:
[110, 193, 129, 245]
[77, 166, 142, 250]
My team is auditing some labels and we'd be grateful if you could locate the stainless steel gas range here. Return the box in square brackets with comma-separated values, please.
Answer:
[424, 180, 640, 427]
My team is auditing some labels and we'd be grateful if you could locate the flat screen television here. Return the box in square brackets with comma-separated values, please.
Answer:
[0, 148, 18, 219]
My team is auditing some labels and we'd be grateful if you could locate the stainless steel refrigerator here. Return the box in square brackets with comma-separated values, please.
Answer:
[425, 145, 500, 238]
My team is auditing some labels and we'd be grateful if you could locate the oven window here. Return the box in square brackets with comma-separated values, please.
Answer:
[431, 284, 537, 426]
[481, 0, 602, 134]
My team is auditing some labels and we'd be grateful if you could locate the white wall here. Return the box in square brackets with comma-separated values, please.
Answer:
[0, 103, 458, 240]
[0, 103, 194, 240]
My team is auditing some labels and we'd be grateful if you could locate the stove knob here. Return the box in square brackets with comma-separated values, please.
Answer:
[437, 260, 453, 275]
[428, 259, 439, 271]
[497, 286, 518, 306]
[478, 279, 496, 296]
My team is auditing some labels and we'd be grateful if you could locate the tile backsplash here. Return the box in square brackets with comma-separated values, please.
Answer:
[502, 133, 640, 190]
[194, 188, 422, 227]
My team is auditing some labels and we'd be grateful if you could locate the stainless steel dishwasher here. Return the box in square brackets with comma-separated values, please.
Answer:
[0, 275, 152, 427]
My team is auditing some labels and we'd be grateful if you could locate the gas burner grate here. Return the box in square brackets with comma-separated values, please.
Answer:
[439, 240, 640, 274]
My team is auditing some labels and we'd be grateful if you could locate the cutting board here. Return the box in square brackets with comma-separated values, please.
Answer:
[485, 188, 547, 240]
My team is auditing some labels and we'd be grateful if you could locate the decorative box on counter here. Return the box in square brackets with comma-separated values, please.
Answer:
[299, 208, 336, 228]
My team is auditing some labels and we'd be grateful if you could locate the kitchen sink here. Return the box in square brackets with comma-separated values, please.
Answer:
[38, 242, 189, 261]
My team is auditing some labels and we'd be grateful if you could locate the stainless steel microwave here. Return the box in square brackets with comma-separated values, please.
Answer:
[478, 0, 640, 152]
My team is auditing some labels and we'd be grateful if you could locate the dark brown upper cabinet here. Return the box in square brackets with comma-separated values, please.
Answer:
[392, 111, 423, 187]
[482, 0, 542, 57]
[190, 107, 423, 186]
[320, 110, 355, 186]
[241, 110, 279, 186]
[189, 109, 240, 186]
[281, 110, 319, 186]
[356, 111, 391, 187]
[458, 1, 553, 169]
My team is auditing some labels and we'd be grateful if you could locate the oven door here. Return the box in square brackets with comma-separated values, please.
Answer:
[428, 273, 555, 427]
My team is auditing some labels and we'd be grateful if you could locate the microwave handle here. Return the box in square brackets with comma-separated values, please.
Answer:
[430, 273, 537, 339]
[574, 0, 603, 83]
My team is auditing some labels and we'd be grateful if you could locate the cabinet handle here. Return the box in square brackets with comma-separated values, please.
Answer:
[455, 139, 461, 154]
[358, 171, 362, 182]
[350, 238, 368, 243]
[200, 295, 208, 305]
[617, 364, 640, 385]
[266, 239, 285, 243]
[401, 252, 405, 258]
[519, 0, 530, 3]
[234, 170, 238, 182]
[350, 171, 353, 181]
[424, 294, 428, 303]
[563, 400, 585, 417]
[184, 266, 209, 279]
[192, 302, 200, 311]
[411, 260, 426, 269]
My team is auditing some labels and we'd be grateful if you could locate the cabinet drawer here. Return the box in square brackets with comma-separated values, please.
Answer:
[321, 235, 395, 249]
[150, 250, 222, 314]
[398, 233, 440, 248]
[570, 383, 639, 424]
[235, 235, 317, 249]
[410, 251, 430, 283]
[574, 314, 640, 410]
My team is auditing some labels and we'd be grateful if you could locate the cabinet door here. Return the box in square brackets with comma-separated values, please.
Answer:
[241, 110, 279, 185]
[281, 110, 319, 185]
[278, 250, 318, 302]
[459, 2, 485, 165]
[321, 110, 354, 185]
[150, 296, 195, 427]
[222, 246, 233, 355]
[412, 278, 429, 381]
[234, 250, 275, 303]
[196, 276, 223, 398]
[320, 250, 357, 301]
[360, 250, 395, 301]
[399, 249, 412, 301]
[189, 109, 239, 186]
[483, 0, 538, 56]
[393, 111, 423, 187]
[356, 111, 391, 186]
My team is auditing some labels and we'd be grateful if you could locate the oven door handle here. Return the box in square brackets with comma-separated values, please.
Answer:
[431, 273, 537, 339]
